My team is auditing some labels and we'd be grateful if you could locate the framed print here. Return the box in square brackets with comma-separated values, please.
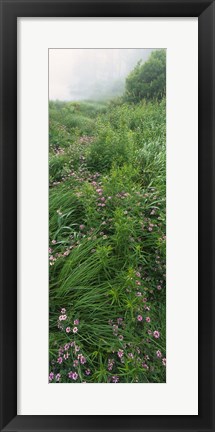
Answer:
[0, 0, 214, 431]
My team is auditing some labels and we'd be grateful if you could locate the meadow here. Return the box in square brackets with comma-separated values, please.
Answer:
[49, 52, 166, 383]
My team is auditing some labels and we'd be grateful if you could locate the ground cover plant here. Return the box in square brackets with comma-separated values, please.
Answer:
[49, 50, 166, 383]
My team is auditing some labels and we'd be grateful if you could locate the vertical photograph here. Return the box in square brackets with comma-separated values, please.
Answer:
[49, 48, 166, 383]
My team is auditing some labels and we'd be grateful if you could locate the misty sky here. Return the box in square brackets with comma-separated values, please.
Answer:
[49, 49, 154, 101]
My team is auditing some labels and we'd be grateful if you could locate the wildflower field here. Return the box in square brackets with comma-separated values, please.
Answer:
[49, 51, 166, 384]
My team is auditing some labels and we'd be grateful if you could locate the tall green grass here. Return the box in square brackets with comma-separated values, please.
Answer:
[49, 98, 166, 383]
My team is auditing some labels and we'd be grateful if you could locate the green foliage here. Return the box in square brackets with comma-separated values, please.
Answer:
[49, 91, 166, 383]
[125, 49, 166, 103]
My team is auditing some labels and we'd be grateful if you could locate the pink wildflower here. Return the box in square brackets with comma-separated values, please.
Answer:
[117, 349, 124, 358]
[74, 319, 79, 325]
[142, 363, 149, 369]
[68, 371, 78, 380]
[162, 358, 166, 366]
[49, 372, 54, 382]
[56, 373, 61, 382]
[66, 327, 71, 333]
[57, 357, 63, 364]
[146, 317, 151, 323]
[112, 376, 119, 383]
[73, 327, 78, 333]
[128, 353, 134, 359]
[153, 330, 160, 339]
[64, 352, 69, 360]
[137, 315, 143, 321]
[156, 350, 162, 358]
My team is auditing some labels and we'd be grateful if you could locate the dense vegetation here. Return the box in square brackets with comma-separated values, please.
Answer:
[125, 49, 166, 103]
[49, 50, 166, 384]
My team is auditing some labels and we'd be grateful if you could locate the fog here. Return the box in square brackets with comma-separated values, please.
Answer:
[49, 49, 154, 101]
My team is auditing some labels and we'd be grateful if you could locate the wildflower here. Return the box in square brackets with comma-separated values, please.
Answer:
[108, 359, 114, 371]
[73, 360, 79, 367]
[117, 349, 124, 358]
[148, 227, 153, 231]
[118, 335, 124, 341]
[64, 343, 70, 351]
[157, 285, 162, 290]
[136, 280, 141, 286]
[156, 350, 162, 358]
[49, 372, 54, 382]
[85, 369, 91, 375]
[136, 292, 142, 297]
[80, 356, 86, 364]
[79, 224, 85, 230]
[128, 353, 134, 359]
[59, 314, 67, 321]
[136, 271, 141, 277]
[117, 318, 123, 325]
[146, 317, 151, 323]
[66, 327, 71, 333]
[74, 320, 79, 325]
[137, 315, 143, 321]
[153, 330, 160, 339]
[73, 327, 78, 333]
[56, 373, 61, 382]
[68, 371, 79, 380]
[57, 357, 63, 364]
[64, 352, 69, 360]
[162, 358, 166, 366]
[112, 376, 119, 383]
[142, 363, 149, 369]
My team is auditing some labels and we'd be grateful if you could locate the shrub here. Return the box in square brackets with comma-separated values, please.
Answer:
[125, 49, 166, 103]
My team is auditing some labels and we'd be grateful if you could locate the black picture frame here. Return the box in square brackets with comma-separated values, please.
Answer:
[0, 0, 214, 431]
